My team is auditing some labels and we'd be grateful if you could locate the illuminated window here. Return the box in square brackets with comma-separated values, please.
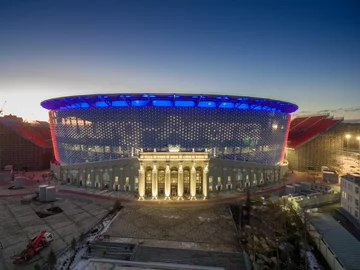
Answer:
[126, 177, 129, 183]
[228, 176, 231, 182]
[254, 174, 257, 180]
[87, 174, 90, 180]
[246, 175, 249, 180]
[135, 177, 138, 184]
[209, 177, 213, 183]
[217, 177, 221, 183]
[115, 176, 118, 183]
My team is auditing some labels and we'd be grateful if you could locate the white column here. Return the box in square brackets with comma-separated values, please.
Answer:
[203, 164, 208, 200]
[138, 163, 145, 200]
[164, 164, 171, 200]
[177, 164, 184, 200]
[151, 163, 158, 200]
[190, 162, 197, 200]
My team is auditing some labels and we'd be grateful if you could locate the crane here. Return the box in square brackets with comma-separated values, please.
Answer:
[12, 231, 53, 265]
[0, 101, 7, 115]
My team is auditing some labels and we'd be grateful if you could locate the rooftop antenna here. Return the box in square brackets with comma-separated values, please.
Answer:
[0, 101, 7, 115]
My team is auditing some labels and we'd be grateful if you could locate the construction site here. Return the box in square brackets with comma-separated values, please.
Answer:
[0, 183, 248, 270]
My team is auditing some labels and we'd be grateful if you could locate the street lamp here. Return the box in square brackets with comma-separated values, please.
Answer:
[357, 136, 360, 167]
[345, 134, 351, 160]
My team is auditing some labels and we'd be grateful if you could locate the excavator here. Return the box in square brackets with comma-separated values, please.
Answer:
[12, 231, 53, 265]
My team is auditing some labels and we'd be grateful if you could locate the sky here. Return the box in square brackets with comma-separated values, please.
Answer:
[0, 0, 359, 121]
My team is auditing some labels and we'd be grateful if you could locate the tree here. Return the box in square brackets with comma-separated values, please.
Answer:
[71, 237, 77, 252]
[113, 199, 122, 211]
[79, 232, 85, 243]
[245, 189, 252, 209]
[34, 263, 41, 270]
[47, 249, 57, 269]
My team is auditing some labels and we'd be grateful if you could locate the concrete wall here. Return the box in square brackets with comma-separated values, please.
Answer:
[297, 193, 340, 208]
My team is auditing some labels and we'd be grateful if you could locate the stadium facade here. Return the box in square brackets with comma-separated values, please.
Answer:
[41, 93, 298, 200]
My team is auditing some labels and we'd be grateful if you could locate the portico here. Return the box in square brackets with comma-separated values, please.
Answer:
[138, 147, 209, 200]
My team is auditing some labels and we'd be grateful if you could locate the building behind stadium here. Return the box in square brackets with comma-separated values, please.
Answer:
[286, 115, 360, 172]
[42, 93, 298, 200]
[0, 115, 53, 171]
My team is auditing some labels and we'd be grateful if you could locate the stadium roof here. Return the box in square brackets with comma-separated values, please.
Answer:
[0, 116, 53, 148]
[310, 213, 360, 270]
[41, 93, 298, 113]
[287, 114, 343, 148]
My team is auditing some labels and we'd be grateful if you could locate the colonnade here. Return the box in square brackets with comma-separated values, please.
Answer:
[138, 162, 208, 200]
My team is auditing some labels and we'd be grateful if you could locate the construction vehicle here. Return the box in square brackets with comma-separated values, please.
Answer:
[12, 231, 53, 265]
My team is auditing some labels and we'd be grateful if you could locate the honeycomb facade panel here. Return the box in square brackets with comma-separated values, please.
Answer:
[42, 94, 297, 166]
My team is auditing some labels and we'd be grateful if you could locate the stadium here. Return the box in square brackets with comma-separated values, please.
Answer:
[41, 93, 298, 200]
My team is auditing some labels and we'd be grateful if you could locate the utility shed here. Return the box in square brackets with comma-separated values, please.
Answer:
[310, 213, 360, 270]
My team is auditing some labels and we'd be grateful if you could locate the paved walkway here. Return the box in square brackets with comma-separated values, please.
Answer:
[56, 183, 285, 205]
[0, 174, 321, 205]
[0, 182, 284, 205]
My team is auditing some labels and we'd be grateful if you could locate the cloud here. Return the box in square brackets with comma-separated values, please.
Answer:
[316, 109, 330, 113]
[344, 107, 360, 112]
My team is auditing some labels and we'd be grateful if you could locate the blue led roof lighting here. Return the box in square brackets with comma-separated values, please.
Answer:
[111, 101, 128, 107]
[152, 100, 173, 107]
[95, 101, 108, 107]
[40, 93, 298, 113]
[219, 102, 234, 109]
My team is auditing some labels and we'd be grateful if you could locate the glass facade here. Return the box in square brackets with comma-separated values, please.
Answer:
[49, 106, 290, 165]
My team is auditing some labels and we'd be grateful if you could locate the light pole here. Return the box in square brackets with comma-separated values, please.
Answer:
[357, 136, 360, 167]
[345, 134, 351, 160]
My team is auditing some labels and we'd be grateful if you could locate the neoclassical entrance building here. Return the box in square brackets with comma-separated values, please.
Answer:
[138, 148, 209, 200]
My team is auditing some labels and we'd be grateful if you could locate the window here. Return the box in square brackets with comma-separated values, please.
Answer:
[135, 177, 138, 184]
[209, 177, 213, 183]
[355, 199, 359, 206]
[126, 177, 129, 184]
[254, 174, 257, 180]
[217, 177, 221, 183]
[355, 211, 359, 218]
[228, 176, 231, 182]
[87, 174, 90, 180]
[237, 173, 242, 181]
[356, 187, 359, 194]
[246, 175, 249, 180]
[115, 176, 119, 183]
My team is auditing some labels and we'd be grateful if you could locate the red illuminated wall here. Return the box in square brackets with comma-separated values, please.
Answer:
[48, 111, 60, 161]
[280, 114, 291, 162]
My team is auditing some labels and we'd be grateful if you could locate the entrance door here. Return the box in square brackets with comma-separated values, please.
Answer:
[145, 170, 152, 197]
[196, 169, 202, 195]
[158, 169, 165, 196]
[171, 169, 178, 197]
[183, 169, 190, 195]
